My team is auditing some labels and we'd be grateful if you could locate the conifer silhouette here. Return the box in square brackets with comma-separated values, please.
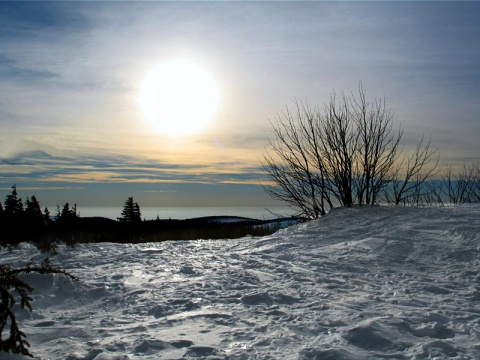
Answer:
[118, 197, 142, 222]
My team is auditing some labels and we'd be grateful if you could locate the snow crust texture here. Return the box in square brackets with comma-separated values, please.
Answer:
[2, 205, 480, 359]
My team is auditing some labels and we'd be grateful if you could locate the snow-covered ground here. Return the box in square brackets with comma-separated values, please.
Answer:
[2, 205, 480, 359]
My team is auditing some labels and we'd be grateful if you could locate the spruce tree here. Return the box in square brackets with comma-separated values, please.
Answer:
[43, 207, 52, 225]
[55, 203, 79, 224]
[25, 196, 44, 227]
[118, 197, 142, 222]
[0, 259, 79, 357]
[134, 202, 142, 221]
[61, 202, 71, 219]
[4, 185, 23, 218]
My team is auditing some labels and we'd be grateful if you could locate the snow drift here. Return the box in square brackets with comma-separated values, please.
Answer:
[2, 205, 480, 359]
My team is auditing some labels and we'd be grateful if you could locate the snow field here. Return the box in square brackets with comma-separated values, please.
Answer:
[2, 205, 480, 359]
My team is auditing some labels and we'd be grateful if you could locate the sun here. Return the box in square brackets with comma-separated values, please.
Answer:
[138, 60, 219, 136]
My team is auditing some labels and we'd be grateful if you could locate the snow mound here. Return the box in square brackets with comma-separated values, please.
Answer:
[2, 205, 480, 359]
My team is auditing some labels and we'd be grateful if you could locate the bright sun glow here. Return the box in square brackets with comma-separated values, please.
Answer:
[139, 60, 219, 136]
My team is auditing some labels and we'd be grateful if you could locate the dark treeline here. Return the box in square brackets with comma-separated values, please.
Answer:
[0, 187, 290, 246]
[0, 185, 80, 244]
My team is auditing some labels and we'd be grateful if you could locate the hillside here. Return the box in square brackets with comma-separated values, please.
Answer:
[2, 205, 480, 359]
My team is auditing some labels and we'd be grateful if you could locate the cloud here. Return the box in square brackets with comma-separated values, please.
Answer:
[0, 148, 263, 185]
[0, 186, 84, 191]
[0, 150, 67, 166]
[0, 55, 59, 82]
[0, 2, 90, 36]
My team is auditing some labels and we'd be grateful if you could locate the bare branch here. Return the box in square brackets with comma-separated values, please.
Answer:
[261, 84, 441, 217]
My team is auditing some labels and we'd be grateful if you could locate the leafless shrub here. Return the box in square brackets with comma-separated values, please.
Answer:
[385, 135, 439, 205]
[262, 84, 438, 218]
[441, 163, 480, 204]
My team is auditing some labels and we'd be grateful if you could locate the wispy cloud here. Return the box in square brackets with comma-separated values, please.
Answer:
[0, 55, 59, 82]
[0, 148, 264, 185]
[0, 186, 84, 191]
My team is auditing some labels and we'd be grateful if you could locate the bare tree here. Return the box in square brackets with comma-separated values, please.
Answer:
[351, 84, 402, 205]
[441, 163, 480, 204]
[386, 136, 439, 205]
[318, 92, 358, 207]
[475, 163, 480, 201]
[262, 84, 439, 218]
[262, 103, 331, 218]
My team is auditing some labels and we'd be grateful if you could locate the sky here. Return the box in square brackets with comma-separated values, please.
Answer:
[1, 1, 479, 211]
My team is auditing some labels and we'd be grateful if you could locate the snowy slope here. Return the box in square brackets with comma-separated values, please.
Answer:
[2, 205, 480, 359]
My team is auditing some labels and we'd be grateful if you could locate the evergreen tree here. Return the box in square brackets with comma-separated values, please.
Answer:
[61, 202, 71, 219]
[55, 202, 79, 223]
[72, 203, 78, 218]
[4, 185, 23, 218]
[0, 259, 79, 357]
[134, 202, 142, 221]
[118, 197, 142, 223]
[2, 186, 24, 243]
[25, 195, 44, 227]
[43, 207, 52, 225]
[0, 203, 4, 231]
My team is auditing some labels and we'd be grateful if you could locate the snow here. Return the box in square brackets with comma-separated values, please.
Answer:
[2, 205, 480, 359]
